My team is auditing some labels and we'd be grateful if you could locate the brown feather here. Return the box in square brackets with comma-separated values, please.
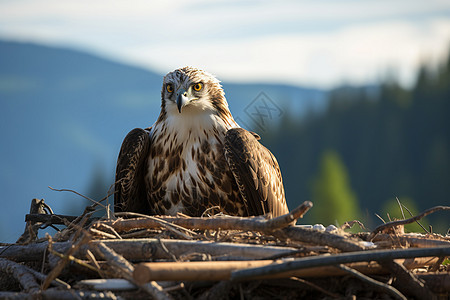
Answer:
[114, 128, 151, 213]
[224, 128, 289, 217]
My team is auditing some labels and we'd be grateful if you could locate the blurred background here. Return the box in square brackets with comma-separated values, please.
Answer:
[1, 0, 449, 242]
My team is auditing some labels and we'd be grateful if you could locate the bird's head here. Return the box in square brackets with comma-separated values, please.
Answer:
[161, 67, 229, 116]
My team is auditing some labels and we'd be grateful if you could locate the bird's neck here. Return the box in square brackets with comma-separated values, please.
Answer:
[152, 109, 238, 145]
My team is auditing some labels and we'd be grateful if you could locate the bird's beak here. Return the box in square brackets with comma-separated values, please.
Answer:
[176, 88, 196, 113]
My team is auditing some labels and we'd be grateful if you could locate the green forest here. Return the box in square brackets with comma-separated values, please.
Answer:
[263, 50, 450, 233]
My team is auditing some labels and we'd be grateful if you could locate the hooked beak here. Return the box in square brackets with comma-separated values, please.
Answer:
[176, 89, 188, 113]
[176, 88, 197, 113]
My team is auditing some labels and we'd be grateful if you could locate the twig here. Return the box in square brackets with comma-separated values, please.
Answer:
[201, 206, 221, 217]
[371, 233, 450, 248]
[396, 197, 406, 220]
[48, 186, 107, 209]
[370, 206, 450, 239]
[42, 231, 91, 290]
[398, 198, 429, 234]
[15, 260, 71, 289]
[120, 228, 159, 239]
[85, 249, 101, 271]
[95, 223, 122, 239]
[230, 246, 450, 281]
[99, 182, 116, 210]
[93, 242, 173, 300]
[340, 220, 365, 231]
[374, 213, 386, 224]
[93, 242, 134, 276]
[158, 238, 178, 261]
[113, 201, 312, 233]
[263, 201, 313, 229]
[114, 212, 196, 239]
[48, 247, 99, 273]
[337, 264, 406, 300]
[89, 228, 118, 239]
[280, 226, 365, 252]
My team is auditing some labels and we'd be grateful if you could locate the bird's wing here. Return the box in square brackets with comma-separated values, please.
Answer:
[224, 128, 289, 218]
[114, 127, 151, 213]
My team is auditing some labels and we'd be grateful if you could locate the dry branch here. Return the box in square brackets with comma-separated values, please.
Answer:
[370, 205, 450, 239]
[371, 233, 450, 248]
[26, 213, 79, 224]
[0, 258, 70, 289]
[109, 201, 312, 232]
[5, 198, 450, 298]
[0, 241, 71, 262]
[0, 238, 301, 262]
[264, 200, 313, 228]
[92, 241, 173, 300]
[134, 260, 275, 283]
[93, 238, 300, 261]
[100, 213, 366, 252]
[114, 212, 197, 239]
[16, 199, 48, 244]
[337, 264, 407, 300]
[380, 260, 434, 300]
[280, 225, 365, 252]
[42, 232, 91, 290]
[0, 258, 40, 292]
[230, 246, 450, 281]
[93, 242, 134, 276]
[132, 256, 440, 283]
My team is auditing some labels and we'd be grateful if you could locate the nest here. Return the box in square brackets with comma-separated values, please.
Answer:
[1, 196, 449, 300]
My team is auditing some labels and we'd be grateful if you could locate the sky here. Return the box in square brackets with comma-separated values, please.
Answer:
[0, 0, 450, 88]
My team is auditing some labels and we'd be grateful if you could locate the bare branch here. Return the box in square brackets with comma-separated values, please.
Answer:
[337, 264, 406, 300]
[230, 246, 450, 281]
[93, 241, 173, 300]
[380, 260, 434, 300]
[370, 206, 450, 239]
[48, 186, 107, 209]
[0, 258, 40, 292]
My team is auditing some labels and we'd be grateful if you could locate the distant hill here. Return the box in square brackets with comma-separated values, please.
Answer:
[0, 40, 327, 242]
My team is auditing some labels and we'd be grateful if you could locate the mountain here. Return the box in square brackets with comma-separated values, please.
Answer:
[0, 40, 327, 242]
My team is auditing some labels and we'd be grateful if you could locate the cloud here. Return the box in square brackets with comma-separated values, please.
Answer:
[124, 18, 450, 88]
[1, 0, 449, 88]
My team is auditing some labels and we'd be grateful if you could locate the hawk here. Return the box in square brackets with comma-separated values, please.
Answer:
[115, 67, 289, 218]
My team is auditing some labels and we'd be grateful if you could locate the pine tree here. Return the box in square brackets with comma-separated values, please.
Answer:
[311, 150, 361, 226]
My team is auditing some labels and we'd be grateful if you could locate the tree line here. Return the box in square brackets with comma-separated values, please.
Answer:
[263, 49, 450, 233]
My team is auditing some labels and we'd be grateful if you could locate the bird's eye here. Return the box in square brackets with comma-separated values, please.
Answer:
[166, 84, 174, 93]
[193, 83, 203, 91]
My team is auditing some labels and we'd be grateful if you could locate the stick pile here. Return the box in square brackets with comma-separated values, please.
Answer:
[0, 199, 449, 299]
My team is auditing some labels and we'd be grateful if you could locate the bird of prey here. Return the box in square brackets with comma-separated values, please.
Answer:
[115, 67, 289, 218]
